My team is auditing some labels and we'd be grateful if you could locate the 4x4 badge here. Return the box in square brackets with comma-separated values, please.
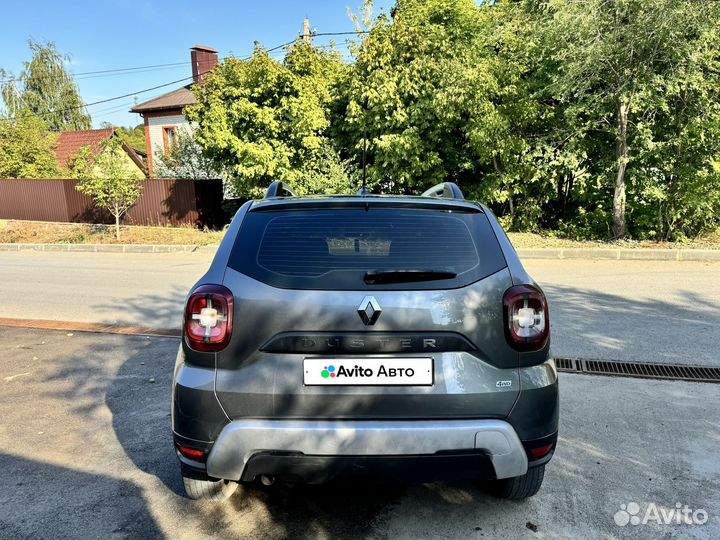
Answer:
[358, 296, 382, 325]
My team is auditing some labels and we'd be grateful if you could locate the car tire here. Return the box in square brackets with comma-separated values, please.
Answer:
[487, 464, 545, 500]
[180, 463, 238, 501]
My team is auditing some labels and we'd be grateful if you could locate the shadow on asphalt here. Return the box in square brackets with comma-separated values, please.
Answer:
[106, 336, 185, 497]
[543, 284, 720, 365]
[0, 452, 163, 539]
[90, 284, 189, 331]
[12, 325, 718, 538]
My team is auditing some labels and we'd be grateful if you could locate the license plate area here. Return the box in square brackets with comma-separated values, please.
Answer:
[303, 358, 434, 386]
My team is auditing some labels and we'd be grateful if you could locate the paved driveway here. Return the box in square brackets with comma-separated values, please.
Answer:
[0, 327, 718, 539]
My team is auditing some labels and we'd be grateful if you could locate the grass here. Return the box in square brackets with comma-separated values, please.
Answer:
[0, 220, 225, 246]
[506, 230, 720, 250]
[0, 219, 718, 249]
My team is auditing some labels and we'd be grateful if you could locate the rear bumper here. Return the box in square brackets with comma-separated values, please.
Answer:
[204, 418, 529, 481]
[240, 452, 496, 484]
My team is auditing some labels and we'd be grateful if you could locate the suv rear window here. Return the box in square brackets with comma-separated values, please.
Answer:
[228, 207, 507, 290]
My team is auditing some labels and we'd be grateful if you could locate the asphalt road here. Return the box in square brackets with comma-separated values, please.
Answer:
[0, 251, 718, 365]
[0, 327, 717, 539]
[523, 258, 720, 366]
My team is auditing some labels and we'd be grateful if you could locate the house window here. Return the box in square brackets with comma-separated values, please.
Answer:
[162, 127, 177, 154]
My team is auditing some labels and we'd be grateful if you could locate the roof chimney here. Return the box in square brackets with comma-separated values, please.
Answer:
[191, 45, 218, 85]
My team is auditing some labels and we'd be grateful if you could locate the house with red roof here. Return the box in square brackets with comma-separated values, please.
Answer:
[54, 128, 147, 178]
[131, 46, 218, 177]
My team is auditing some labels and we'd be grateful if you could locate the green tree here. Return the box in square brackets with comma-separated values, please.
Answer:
[542, 0, 719, 239]
[101, 122, 147, 155]
[1, 39, 91, 131]
[66, 145, 95, 179]
[124, 125, 147, 155]
[461, 1, 555, 231]
[340, 0, 550, 223]
[180, 0, 720, 240]
[624, 6, 720, 240]
[0, 114, 59, 178]
[76, 137, 143, 240]
[343, 0, 494, 192]
[187, 40, 354, 198]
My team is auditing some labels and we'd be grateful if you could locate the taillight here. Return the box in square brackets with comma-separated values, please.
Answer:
[503, 285, 549, 351]
[184, 284, 234, 352]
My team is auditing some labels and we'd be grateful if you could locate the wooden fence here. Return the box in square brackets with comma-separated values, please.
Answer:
[0, 178, 228, 228]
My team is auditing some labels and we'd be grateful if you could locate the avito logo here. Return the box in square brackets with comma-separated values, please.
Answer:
[320, 365, 336, 378]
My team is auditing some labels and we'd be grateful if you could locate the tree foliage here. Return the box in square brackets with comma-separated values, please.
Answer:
[0, 114, 59, 178]
[66, 144, 95, 179]
[101, 122, 147, 155]
[187, 41, 354, 198]
[541, 0, 720, 238]
[1, 39, 91, 131]
[76, 137, 143, 240]
[343, 0, 494, 191]
[187, 0, 720, 239]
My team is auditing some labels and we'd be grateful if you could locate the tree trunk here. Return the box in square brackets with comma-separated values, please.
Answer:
[492, 155, 514, 219]
[613, 100, 630, 239]
[114, 205, 121, 241]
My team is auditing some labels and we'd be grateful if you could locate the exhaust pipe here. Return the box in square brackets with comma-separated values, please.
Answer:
[260, 474, 275, 486]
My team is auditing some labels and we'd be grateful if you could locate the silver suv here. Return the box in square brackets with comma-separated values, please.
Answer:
[172, 182, 558, 501]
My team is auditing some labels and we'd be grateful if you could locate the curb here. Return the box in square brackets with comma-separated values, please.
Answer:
[0, 243, 218, 253]
[515, 248, 720, 261]
[0, 243, 718, 261]
[0, 317, 179, 337]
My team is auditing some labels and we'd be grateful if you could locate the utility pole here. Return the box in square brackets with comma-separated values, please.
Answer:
[302, 18, 311, 42]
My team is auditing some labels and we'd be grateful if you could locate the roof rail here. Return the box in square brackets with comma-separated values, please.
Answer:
[421, 182, 465, 200]
[265, 181, 296, 198]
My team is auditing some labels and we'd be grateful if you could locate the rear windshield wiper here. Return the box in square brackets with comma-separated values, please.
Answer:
[364, 269, 457, 285]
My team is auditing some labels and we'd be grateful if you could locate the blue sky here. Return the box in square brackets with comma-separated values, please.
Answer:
[0, 0, 393, 128]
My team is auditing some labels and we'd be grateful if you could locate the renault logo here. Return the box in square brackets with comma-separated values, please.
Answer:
[357, 296, 382, 325]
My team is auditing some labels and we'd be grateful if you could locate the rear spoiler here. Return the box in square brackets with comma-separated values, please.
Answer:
[250, 197, 483, 213]
[254, 181, 480, 212]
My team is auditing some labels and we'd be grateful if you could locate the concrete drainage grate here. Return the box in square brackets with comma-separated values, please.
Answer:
[555, 357, 720, 384]
[554, 357, 578, 372]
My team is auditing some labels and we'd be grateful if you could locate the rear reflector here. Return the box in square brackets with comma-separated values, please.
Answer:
[184, 284, 234, 352]
[177, 446, 207, 462]
[529, 443, 555, 460]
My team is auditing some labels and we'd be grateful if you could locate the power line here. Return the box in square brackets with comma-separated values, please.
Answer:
[82, 76, 191, 110]
[311, 30, 370, 37]
[266, 41, 352, 58]
[0, 61, 191, 83]
[2, 30, 363, 122]
[2, 48, 292, 86]
[2, 74, 194, 121]
[0, 32, 358, 84]
[72, 64, 189, 81]
[92, 84, 186, 118]
[58, 61, 190, 78]
[4, 37, 299, 122]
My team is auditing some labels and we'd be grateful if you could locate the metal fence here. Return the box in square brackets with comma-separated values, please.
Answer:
[0, 178, 228, 228]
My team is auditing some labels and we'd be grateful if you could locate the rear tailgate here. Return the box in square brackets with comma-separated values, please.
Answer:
[215, 204, 519, 419]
